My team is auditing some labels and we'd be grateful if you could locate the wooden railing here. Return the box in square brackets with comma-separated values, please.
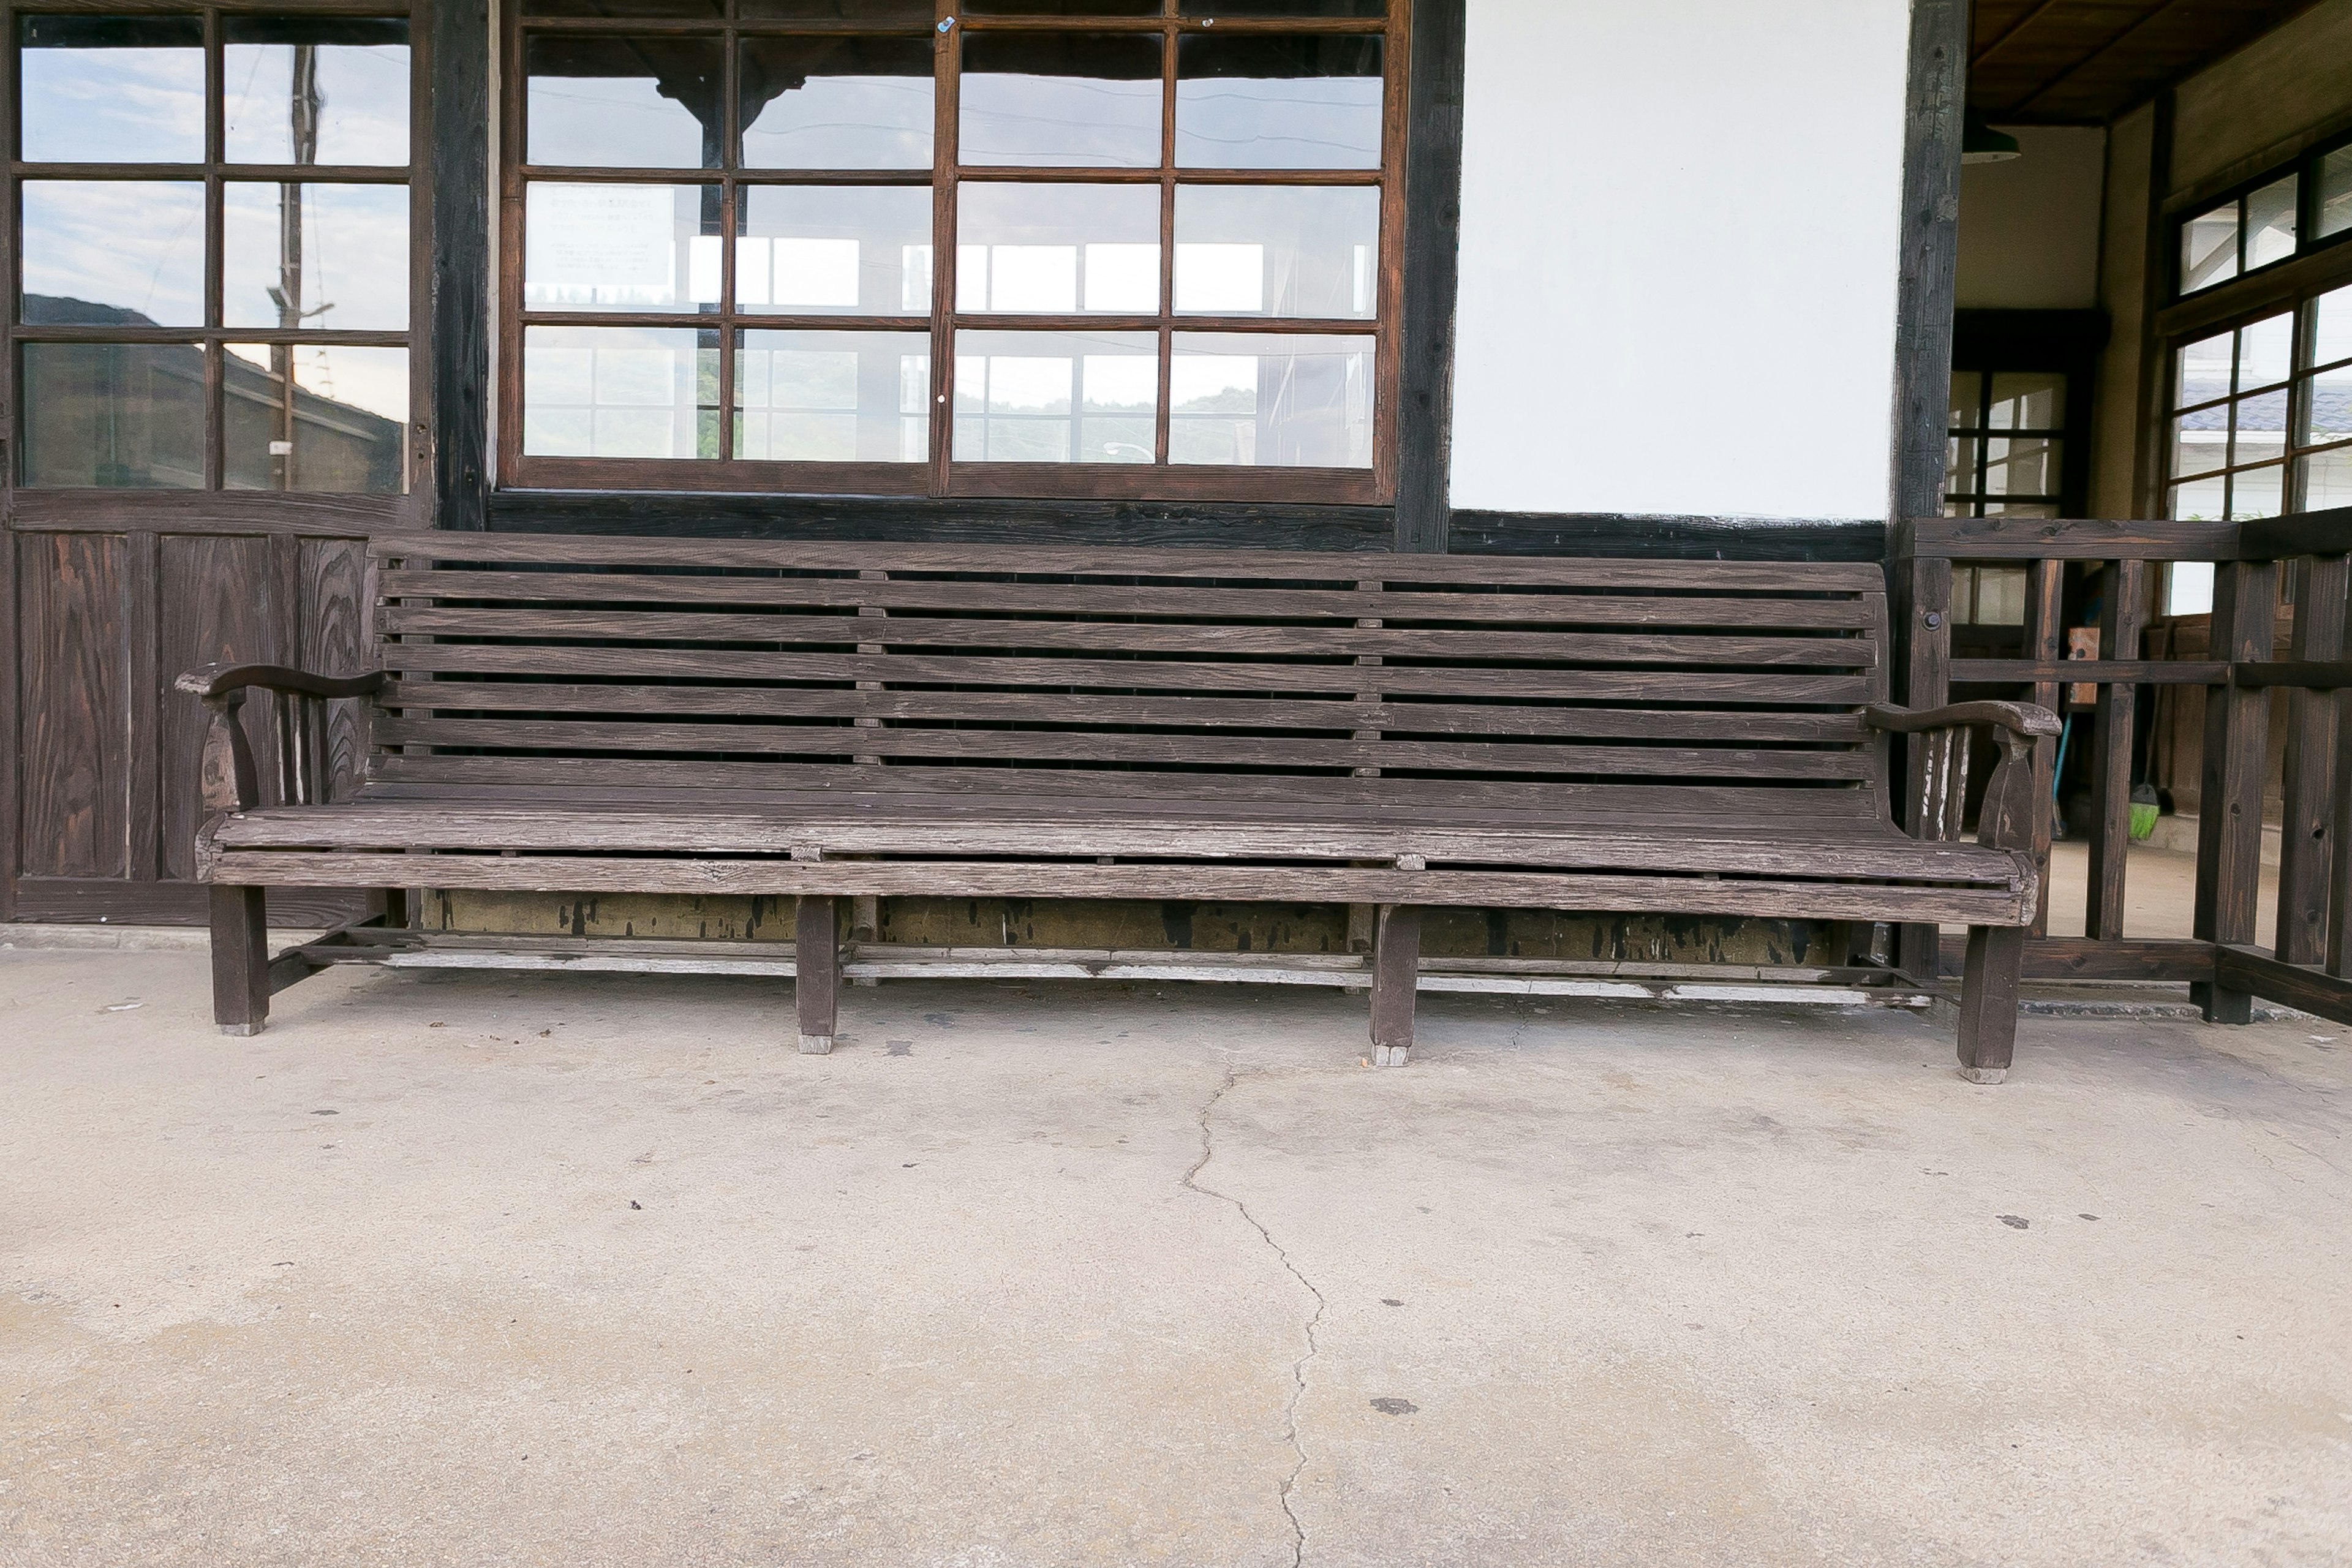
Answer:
[1893, 509, 2352, 1025]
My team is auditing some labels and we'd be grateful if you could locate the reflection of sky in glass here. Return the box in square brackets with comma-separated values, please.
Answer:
[742, 77, 933, 169]
[224, 44, 411, 165]
[960, 76, 1162, 168]
[736, 331, 929, 462]
[227, 341, 410, 421]
[1175, 78, 1381, 170]
[21, 181, 206, 325]
[20, 47, 204, 162]
[224, 183, 411, 329]
[529, 76, 710, 168]
[2240, 312, 2293, 390]
[1174, 184, 1376, 317]
[524, 326, 715, 458]
[22, 46, 205, 162]
[1170, 333, 1371, 467]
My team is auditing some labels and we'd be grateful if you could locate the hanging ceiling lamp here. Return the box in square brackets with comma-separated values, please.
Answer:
[1963, 109, 2022, 165]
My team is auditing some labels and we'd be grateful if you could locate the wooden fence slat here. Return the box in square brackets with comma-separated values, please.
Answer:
[2086, 559, 2147, 941]
[2023, 559, 2065, 939]
[2192, 559, 2280, 1022]
[2276, 554, 2347, 965]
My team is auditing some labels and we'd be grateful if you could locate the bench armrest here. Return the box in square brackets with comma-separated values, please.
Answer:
[178, 663, 382, 816]
[175, 662, 385, 701]
[1861, 703, 2056, 855]
[1860, 701, 2060, 741]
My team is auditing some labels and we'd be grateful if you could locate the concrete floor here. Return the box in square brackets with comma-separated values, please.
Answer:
[4, 948, 2351, 1567]
[2043, 839, 2279, 946]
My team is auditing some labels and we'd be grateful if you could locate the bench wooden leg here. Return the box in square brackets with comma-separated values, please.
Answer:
[796, 894, 839, 1055]
[1370, 903, 1421, 1067]
[211, 885, 270, 1037]
[1956, 924, 2024, 1084]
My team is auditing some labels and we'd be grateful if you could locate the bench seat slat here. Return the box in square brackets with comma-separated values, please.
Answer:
[358, 756, 1885, 818]
[377, 570, 1882, 630]
[209, 801, 2025, 884]
[380, 680, 1872, 743]
[207, 849, 2027, 925]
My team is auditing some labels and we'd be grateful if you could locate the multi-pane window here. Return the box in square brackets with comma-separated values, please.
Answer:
[504, 0, 1401, 501]
[10, 13, 417, 492]
[2167, 283, 2352, 524]
[2178, 132, 2352, 296]
[1944, 370, 2067, 518]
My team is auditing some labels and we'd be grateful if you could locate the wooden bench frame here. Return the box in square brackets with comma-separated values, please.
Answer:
[175, 537, 2057, 1079]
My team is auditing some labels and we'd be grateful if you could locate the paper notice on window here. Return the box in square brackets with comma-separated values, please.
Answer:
[527, 184, 681, 308]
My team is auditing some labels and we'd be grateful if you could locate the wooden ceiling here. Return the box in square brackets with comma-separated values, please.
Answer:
[1970, 0, 2323, 123]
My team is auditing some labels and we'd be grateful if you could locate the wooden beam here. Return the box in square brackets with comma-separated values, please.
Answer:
[1394, 0, 1465, 556]
[1890, 0, 1970, 540]
[2216, 945, 2352, 1027]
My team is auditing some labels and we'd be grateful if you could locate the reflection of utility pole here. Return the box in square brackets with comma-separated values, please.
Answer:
[268, 44, 320, 488]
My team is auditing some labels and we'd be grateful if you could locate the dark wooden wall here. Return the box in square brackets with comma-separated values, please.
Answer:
[4, 505, 401, 924]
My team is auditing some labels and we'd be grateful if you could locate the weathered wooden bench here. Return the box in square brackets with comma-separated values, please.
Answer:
[179, 534, 2056, 1079]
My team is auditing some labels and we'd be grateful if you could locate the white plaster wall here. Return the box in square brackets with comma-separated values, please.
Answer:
[1448, 0, 1914, 518]
[1956, 126, 2107, 310]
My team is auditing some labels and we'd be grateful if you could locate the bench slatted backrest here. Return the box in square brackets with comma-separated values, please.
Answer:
[365, 535, 1891, 822]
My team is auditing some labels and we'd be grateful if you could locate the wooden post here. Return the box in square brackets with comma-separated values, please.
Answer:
[1370, 903, 1422, 1068]
[2275, 554, 2346, 964]
[1956, 925, 2025, 1082]
[2192, 557, 2278, 1022]
[795, 894, 839, 1055]
[211, 885, 270, 1036]
[2085, 559, 2149, 940]
[1898, 554, 1953, 982]
[2022, 559, 2065, 938]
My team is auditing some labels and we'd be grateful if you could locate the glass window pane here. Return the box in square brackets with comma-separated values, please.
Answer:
[741, 186, 932, 315]
[21, 181, 205, 327]
[741, 0, 930, 17]
[18, 15, 204, 164]
[1170, 331, 1372, 467]
[2320, 146, 2352, 243]
[1983, 436, 2060, 497]
[2312, 284, 2352, 369]
[19, 343, 206, 487]
[525, 184, 719, 312]
[1981, 501, 2058, 519]
[952, 329, 1157, 464]
[1974, 566, 2027, 627]
[2176, 331, 2233, 409]
[2302, 360, 2351, 447]
[2230, 464, 2284, 520]
[1174, 184, 1377, 318]
[1944, 435, 1979, 499]
[1177, 34, 1381, 170]
[2245, 173, 2299, 269]
[2180, 203, 2239, 293]
[223, 20, 412, 166]
[2233, 391, 2288, 469]
[522, 325, 718, 458]
[2166, 560, 2217, 615]
[735, 330, 929, 461]
[1948, 371, 1983, 430]
[2301, 445, 2352, 512]
[956, 184, 1160, 314]
[740, 37, 935, 170]
[524, 0, 720, 16]
[2171, 475, 2228, 524]
[2172, 409, 2228, 480]
[224, 183, 410, 330]
[223, 344, 409, 492]
[960, 34, 1163, 169]
[1986, 372, 2065, 431]
[1183, 0, 1386, 13]
[526, 36, 720, 169]
[2239, 312, 2293, 390]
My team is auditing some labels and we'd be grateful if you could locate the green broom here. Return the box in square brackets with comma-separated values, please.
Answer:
[2129, 783, 2160, 842]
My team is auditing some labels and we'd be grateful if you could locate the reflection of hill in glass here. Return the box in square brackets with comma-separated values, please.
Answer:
[21, 295, 403, 491]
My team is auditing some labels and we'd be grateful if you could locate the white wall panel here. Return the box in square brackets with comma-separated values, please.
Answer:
[1448, 0, 1913, 518]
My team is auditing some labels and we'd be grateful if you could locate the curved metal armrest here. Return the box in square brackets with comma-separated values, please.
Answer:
[1861, 701, 2061, 741]
[176, 662, 385, 701]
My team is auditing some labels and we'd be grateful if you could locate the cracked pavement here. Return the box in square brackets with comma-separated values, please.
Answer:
[5, 944, 2351, 1566]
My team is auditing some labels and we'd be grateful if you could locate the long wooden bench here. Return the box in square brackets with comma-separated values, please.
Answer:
[178, 534, 2057, 1079]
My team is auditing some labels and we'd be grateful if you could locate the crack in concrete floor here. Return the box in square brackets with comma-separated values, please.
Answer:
[1182, 1066, 1327, 1568]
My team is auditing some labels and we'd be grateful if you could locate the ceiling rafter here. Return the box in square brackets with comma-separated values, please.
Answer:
[1965, 0, 2325, 124]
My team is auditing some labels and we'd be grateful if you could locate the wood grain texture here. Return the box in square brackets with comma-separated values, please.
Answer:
[159, 535, 282, 881]
[18, 533, 130, 879]
[1394, 0, 1464, 555]
[2193, 560, 2278, 1023]
[2275, 554, 2346, 965]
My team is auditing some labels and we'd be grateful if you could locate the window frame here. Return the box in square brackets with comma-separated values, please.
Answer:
[3, 0, 428, 505]
[2160, 279, 2352, 525]
[2172, 127, 2352, 301]
[496, 0, 1409, 505]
